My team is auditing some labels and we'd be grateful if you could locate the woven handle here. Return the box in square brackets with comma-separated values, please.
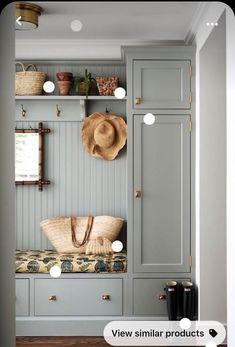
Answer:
[25, 64, 37, 72]
[15, 61, 25, 72]
[71, 216, 94, 248]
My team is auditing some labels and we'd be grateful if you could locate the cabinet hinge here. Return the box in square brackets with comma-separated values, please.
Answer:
[189, 256, 192, 267]
[189, 91, 192, 104]
[189, 120, 192, 132]
[189, 65, 192, 77]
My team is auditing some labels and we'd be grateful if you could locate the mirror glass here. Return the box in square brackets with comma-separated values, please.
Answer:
[15, 133, 39, 181]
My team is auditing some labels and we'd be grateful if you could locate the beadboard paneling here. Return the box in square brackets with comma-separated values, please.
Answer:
[15, 120, 127, 250]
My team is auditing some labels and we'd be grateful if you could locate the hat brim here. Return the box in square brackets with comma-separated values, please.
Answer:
[81, 112, 127, 160]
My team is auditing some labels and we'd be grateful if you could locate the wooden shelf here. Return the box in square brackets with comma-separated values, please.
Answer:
[15, 95, 127, 100]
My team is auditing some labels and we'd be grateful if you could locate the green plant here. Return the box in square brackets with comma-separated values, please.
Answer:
[73, 69, 95, 98]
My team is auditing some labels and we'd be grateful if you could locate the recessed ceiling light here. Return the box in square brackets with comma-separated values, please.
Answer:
[71, 20, 83, 32]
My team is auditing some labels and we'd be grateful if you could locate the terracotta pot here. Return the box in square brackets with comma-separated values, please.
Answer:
[56, 72, 73, 81]
[57, 81, 72, 96]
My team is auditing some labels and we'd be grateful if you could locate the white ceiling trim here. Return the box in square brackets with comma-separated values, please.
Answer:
[15, 39, 186, 60]
[185, 2, 210, 45]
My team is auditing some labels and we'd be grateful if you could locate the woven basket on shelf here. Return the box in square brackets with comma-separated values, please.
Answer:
[15, 62, 46, 96]
[96, 76, 118, 96]
[40, 215, 124, 253]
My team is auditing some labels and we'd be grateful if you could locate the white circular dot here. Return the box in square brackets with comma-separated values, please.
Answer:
[43, 81, 55, 93]
[206, 22, 210, 26]
[143, 113, 155, 125]
[206, 342, 217, 347]
[112, 240, 123, 252]
[114, 87, 126, 99]
[49, 265, 61, 278]
[211, 22, 214, 26]
[215, 22, 218, 26]
[179, 318, 191, 330]
[71, 20, 83, 32]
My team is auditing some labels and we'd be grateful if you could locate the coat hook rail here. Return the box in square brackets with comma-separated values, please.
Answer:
[21, 104, 26, 117]
[105, 104, 110, 114]
[56, 104, 61, 117]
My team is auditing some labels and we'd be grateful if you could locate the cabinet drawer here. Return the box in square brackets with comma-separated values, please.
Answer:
[133, 278, 190, 315]
[16, 279, 29, 316]
[133, 60, 191, 109]
[35, 278, 122, 316]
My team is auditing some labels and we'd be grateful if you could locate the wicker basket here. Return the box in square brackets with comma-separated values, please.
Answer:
[15, 62, 47, 96]
[96, 76, 118, 96]
[40, 215, 124, 253]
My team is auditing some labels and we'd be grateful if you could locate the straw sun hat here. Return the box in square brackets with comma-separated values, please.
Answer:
[81, 112, 127, 160]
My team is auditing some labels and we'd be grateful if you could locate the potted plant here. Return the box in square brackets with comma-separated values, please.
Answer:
[74, 69, 95, 98]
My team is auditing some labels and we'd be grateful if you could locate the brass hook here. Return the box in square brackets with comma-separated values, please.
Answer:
[56, 104, 61, 117]
[21, 104, 26, 117]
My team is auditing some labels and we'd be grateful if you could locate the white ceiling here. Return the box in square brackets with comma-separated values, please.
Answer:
[15, 1, 204, 42]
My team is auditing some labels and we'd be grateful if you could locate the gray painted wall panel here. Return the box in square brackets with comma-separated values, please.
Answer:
[15, 120, 127, 250]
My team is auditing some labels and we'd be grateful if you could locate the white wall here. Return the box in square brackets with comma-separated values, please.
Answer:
[194, 2, 235, 345]
[225, 4, 235, 347]
[199, 10, 226, 322]
[0, 4, 16, 347]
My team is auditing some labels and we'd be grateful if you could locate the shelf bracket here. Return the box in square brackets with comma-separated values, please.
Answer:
[80, 99, 86, 121]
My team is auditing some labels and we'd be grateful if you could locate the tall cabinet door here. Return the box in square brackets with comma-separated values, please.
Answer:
[133, 115, 191, 273]
[133, 60, 191, 109]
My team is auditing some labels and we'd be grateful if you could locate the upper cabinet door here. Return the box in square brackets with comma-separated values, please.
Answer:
[133, 115, 191, 273]
[133, 60, 191, 109]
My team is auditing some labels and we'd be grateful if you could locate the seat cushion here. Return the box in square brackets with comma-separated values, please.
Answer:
[15, 250, 127, 273]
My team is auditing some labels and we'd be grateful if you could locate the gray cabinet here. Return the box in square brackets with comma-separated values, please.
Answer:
[133, 278, 190, 315]
[35, 278, 123, 316]
[133, 60, 191, 109]
[133, 115, 191, 273]
[16, 279, 29, 316]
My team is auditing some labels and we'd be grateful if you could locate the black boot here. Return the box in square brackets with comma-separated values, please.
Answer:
[181, 281, 195, 320]
[165, 281, 178, 320]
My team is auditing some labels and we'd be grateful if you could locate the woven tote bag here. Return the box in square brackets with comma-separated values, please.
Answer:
[40, 215, 124, 253]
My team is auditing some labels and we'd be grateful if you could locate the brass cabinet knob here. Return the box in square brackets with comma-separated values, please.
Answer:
[134, 190, 141, 198]
[102, 294, 110, 300]
[48, 295, 57, 301]
[135, 97, 141, 105]
[159, 294, 167, 301]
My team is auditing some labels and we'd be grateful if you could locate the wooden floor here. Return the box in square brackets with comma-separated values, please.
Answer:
[16, 337, 227, 347]
[16, 337, 110, 347]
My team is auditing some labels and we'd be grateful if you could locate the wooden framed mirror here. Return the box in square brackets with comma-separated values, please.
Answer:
[15, 122, 50, 191]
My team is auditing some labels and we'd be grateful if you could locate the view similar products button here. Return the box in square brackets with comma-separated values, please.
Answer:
[103, 320, 226, 346]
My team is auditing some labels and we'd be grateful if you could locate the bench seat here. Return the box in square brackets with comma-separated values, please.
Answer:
[15, 250, 127, 273]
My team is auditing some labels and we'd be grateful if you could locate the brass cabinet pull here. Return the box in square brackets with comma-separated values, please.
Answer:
[159, 294, 167, 301]
[134, 190, 141, 198]
[48, 295, 57, 301]
[102, 294, 110, 300]
[135, 97, 141, 105]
